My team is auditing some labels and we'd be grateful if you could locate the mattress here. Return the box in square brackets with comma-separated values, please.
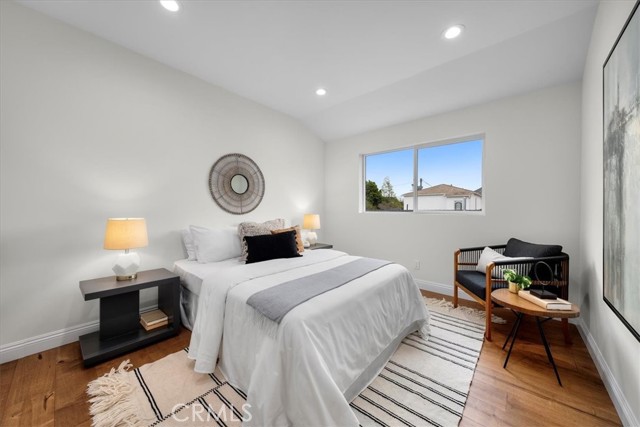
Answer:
[174, 252, 320, 296]
[174, 257, 242, 296]
[174, 258, 246, 329]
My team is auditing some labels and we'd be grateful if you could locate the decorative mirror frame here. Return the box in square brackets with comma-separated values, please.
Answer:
[209, 153, 265, 215]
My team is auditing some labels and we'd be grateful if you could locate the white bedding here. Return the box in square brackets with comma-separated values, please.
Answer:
[174, 258, 246, 329]
[174, 257, 243, 295]
[188, 249, 430, 427]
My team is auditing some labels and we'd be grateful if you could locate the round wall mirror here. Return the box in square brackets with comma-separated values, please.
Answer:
[209, 153, 265, 214]
[230, 174, 249, 195]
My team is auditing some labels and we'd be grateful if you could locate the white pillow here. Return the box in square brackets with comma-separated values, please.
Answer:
[189, 225, 242, 263]
[476, 247, 532, 278]
[181, 229, 197, 261]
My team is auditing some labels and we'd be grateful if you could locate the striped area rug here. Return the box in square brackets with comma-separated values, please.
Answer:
[87, 301, 485, 427]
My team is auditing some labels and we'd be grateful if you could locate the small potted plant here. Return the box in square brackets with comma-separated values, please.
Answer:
[503, 269, 532, 294]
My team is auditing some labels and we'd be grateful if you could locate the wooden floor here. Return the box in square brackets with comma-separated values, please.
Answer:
[441, 293, 622, 427]
[0, 292, 621, 427]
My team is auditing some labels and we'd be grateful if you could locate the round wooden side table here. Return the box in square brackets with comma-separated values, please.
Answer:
[491, 288, 580, 386]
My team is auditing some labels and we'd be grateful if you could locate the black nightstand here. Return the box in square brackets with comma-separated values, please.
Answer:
[308, 243, 333, 250]
[78, 268, 180, 367]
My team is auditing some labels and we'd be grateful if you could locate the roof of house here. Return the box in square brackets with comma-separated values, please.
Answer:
[401, 184, 481, 198]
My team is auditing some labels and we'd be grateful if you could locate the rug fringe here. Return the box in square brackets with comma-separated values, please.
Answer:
[425, 297, 506, 324]
[86, 360, 144, 427]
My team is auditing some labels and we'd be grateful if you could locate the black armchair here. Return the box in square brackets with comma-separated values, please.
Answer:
[453, 238, 570, 341]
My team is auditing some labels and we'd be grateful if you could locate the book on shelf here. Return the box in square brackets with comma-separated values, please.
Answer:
[519, 290, 572, 310]
[140, 309, 168, 327]
[140, 319, 168, 331]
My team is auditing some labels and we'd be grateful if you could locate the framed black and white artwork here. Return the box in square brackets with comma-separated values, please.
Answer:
[603, 0, 640, 342]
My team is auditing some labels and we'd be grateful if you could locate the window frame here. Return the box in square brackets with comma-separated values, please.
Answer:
[360, 133, 485, 215]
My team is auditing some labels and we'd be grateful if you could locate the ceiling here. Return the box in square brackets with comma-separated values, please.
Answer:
[17, 0, 598, 141]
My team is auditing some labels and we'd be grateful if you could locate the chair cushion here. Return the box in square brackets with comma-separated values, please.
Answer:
[503, 238, 562, 258]
[456, 270, 490, 301]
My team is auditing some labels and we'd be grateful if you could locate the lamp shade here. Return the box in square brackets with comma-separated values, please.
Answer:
[104, 218, 148, 250]
[303, 214, 321, 230]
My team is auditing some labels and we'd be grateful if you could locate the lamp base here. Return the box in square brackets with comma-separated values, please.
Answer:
[113, 252, 141, 281]
[116, 273, 138, 281]
[307, 231, 318, 245]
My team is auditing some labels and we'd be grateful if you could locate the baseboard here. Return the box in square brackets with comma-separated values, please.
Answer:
[576, 319, 639, 427]
[0, 320, 99, 364]
[0, 304, 159, 364]
[413, 278, 474, 301]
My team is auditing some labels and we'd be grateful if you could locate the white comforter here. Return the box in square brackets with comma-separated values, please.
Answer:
[188, 249, 429, 427]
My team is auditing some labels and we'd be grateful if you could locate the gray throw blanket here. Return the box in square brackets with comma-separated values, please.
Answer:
[247, 258, 391, 323]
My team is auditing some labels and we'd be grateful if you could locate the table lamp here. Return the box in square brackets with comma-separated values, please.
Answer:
[303, 214, 321, 245]
[104, 218, 148, 281]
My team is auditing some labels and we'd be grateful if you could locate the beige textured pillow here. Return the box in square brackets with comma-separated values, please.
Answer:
[476, 246, 533, 278]
[272, 225, 304, 253]
[238, 218, 285, 261]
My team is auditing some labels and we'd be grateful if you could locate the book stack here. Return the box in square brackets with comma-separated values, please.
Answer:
[519, 290, 572, 310]
[140, 309, 168, 331]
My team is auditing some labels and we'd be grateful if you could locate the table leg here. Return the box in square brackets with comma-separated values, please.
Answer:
[503, 312, 523, 369]
[99, 291, 140, 340]
[502, 310, 520, 350]
[536, 317, 563, 386]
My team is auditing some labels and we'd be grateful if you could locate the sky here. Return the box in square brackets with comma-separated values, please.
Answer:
[365, 139, 483, 198]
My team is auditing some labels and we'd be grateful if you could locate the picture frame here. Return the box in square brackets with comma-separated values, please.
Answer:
[602, 0, 640, 342]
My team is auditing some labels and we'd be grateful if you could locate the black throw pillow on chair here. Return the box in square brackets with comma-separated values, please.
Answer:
[503, 238, 562, 258]
[504, 238, 563, 281]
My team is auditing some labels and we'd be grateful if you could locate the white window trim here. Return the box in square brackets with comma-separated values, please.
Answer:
[360, 133, 485, 215]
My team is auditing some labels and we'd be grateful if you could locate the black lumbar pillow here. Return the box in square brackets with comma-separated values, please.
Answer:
[244, 230, 302, 264]
[504, 238, 564, 281]
[503, 238, 562, 258]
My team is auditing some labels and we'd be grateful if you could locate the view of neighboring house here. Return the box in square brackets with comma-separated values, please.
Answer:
[401, 184, 483, 211]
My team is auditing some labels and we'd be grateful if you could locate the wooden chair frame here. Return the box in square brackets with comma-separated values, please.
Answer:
[453, 244, 570, 341]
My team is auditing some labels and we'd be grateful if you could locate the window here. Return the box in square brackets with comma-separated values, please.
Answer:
[363, 149, 413, 212]
[362, 136, 483, 213]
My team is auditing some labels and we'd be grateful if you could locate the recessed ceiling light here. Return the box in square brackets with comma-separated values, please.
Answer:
[316, 88, 327, 96]
[160, 0, 180, 12]
[443, 25, 464, 40]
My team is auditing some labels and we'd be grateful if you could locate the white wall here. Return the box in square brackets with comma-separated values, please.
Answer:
[0, 2, 324, 355]
[325, 82, 582, 292]
[579, 1, 640, 424]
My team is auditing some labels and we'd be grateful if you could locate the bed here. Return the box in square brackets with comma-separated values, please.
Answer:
[174, 248, 429, 426]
